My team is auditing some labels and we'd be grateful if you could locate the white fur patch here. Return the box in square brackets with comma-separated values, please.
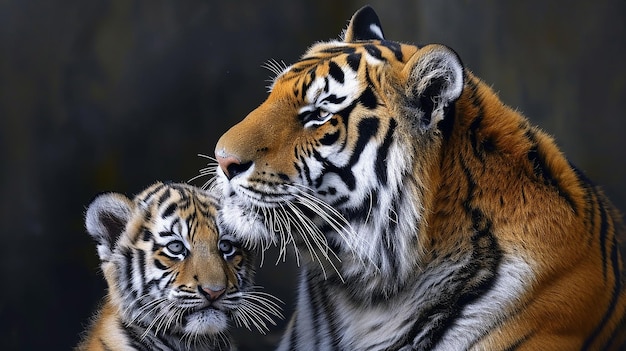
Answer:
[369, 23, 384, 40]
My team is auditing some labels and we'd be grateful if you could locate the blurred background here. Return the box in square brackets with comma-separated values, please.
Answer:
[1, 1, 624, 350]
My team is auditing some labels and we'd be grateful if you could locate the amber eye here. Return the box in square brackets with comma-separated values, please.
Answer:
[166, 240, 186, 255]
[316, 109, 332, 120]
[218, 239, 236, 259]
[299, 108, 333, 126]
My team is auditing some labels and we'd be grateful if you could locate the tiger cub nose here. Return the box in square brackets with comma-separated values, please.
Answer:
[215, 154, 252, 180]
[200, 285, 226, 301]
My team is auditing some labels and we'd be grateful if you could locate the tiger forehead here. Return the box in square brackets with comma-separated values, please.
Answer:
[271, 41, 418, 104]
[285, 41, 417, 78]
[137, 184, 220, 243]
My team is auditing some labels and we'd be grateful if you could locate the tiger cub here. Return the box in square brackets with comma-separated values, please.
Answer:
[76, 182, 281, 351]
[212, 5, 626, 351]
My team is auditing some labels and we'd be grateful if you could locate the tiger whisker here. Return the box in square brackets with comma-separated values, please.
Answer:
[366, 188, 374, 225]
[149, 300, 176, 338]
[284, 201, 344, 281]
[125, 295, 166, 327]
[231, 288, 283, 334]
[242, 290, 284, 318]
[234, 303, 272, 334]
[288, 183, 375, 269]
[288, 183, 360, 243]
[278, 203, 324, 272]
[262, 58, 289, 91]
[197, 153, 218, 162]
[269, 206, 301, 267]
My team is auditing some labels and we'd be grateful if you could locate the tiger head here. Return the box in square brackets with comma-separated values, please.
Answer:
[85, 182, 280, 344]
[214, 7, 463, 270]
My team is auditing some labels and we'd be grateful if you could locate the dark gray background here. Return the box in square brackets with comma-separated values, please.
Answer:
[1, 1, 624, 350]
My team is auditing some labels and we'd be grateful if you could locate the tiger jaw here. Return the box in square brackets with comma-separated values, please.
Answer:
[215, 167, 360, 268]
[182, 306, 230, 335]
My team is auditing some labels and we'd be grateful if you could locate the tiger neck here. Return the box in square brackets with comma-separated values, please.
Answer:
[309, 135, 435, 299]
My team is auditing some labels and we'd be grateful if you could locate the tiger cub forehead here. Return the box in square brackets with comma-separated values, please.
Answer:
[127, 183, 222, 247]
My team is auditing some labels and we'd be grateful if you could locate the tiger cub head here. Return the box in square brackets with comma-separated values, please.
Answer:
[84, 182, 281, 347]
[213, 6, 462, 263]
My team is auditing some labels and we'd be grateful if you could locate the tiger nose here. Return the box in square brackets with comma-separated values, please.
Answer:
[215, 153, 252, 180]
[200, 285, 226, 301]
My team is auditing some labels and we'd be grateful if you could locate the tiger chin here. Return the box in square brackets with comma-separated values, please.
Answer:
[210, 5, 626, 351]
[76, 182, 282, 351]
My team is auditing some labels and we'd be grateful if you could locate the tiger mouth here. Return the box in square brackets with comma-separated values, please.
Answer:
[230, 184, 295, 207]
[185, 303, 229, 319]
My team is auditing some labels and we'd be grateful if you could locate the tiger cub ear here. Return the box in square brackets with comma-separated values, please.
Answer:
[85, 193, 133, 261]
[403, 44, 464, 130]
[343, 5, 385, 42]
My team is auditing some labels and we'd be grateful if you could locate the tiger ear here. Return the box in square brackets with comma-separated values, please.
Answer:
[403, 45, 464, 130]
[343, 5, 385, 42]
[85, 192, 133, 261]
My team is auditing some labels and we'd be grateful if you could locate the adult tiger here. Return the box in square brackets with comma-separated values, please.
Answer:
[76, 182, 282, 351]
[212, 6, 626, 350]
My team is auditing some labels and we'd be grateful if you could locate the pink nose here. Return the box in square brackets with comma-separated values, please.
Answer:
[201, 286, 226, 301]
[216, 154, 240, 179]
[215, 153, 251, 180]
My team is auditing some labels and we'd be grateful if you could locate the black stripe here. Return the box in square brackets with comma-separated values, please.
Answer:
[582, 235, 622, 350]
[321, 46, 355, 55]
[161, 202, 177, 218]
[313, 150, 355, 190]
[299, 156, 314, 186]
[320, 94, 347, 105]
[139, 183, 166, 203]
[525, 131, 578, 213]
[346, 52, 361, 71]
[300, 69, 316, 99]
[526, 131, 554, 186]
[344, 190, 377, 222]
[154, 258, 167, 270]
[137, 249, 146, 295]
[312, 270, 342, 349]
[462, 77, 485, 160]
[328, 61, 344, 83]
[348, 117, 379, 167]
[374, 118, 396, 186]
[157, 187, 171, 205]
[502, 331, 534, 351]
[598, 197, 609, 280]
[468, 113, 484, 160]
[359, 86, 378, 109]
[380, 40, 403, 61]
[121, 248, 136, 298]
[364, 44, 384, 61]
[569, 162, 593, 216]
[603, 310, 626, 350]
[319, 130, 340, 145]
[142, 229, 152, 242]
[313, 116, 378, 192]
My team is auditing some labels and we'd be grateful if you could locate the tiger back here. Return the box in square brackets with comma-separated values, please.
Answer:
[76, 182, 281, 351]
[212, 6, 626, 350]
